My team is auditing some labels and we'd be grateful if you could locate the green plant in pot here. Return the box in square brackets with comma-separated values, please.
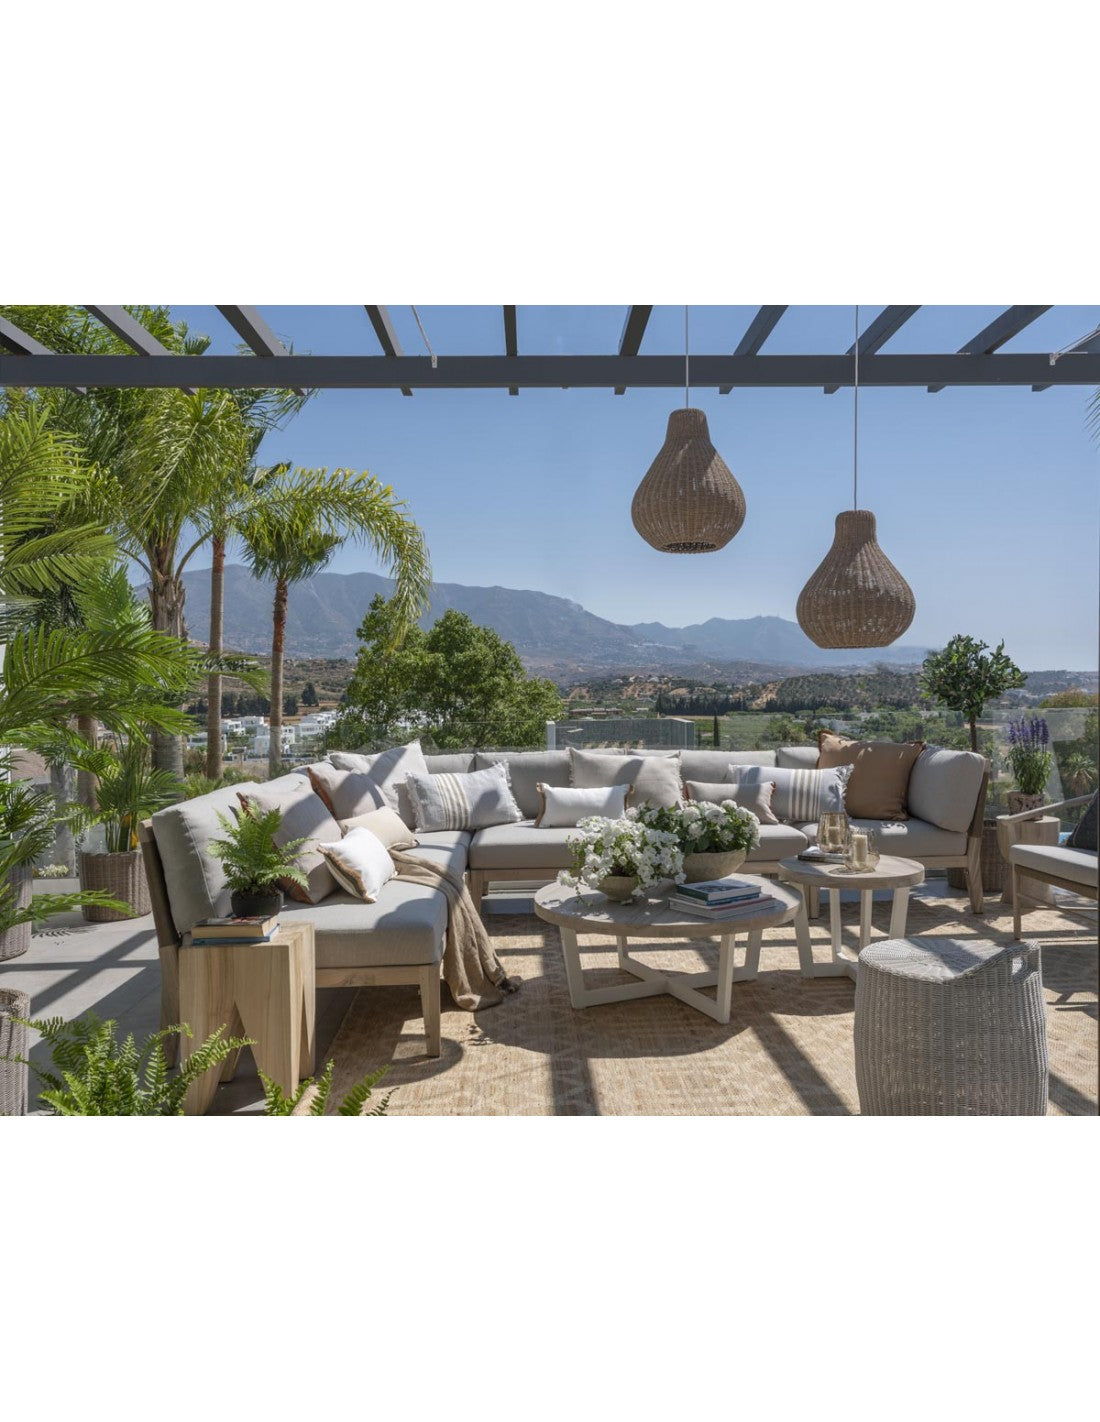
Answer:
[70, 739, 182, 922]
[207, 801, 308, 918]
[1005, 716, 1053, 814]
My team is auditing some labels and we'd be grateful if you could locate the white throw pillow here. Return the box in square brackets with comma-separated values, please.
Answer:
[535, 783, 631, 827]
[405, 762, 523, 832]
[316, 827, 396, 903]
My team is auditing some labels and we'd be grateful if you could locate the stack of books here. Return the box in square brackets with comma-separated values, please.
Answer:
[667, 878, 778, 920]
[189, 914, 280, 946]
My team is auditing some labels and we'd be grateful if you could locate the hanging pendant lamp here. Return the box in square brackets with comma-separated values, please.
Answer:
[631, 307, 746, 554]
[796, 306, 915, 648]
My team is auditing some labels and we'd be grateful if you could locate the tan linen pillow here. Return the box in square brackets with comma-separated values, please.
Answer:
[817, 731, 925, 820]
[338, 805, 418, 850]
[684, 779, 780, 824]
[568, 747, 682, 808]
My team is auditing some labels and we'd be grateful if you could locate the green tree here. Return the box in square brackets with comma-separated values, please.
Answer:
[301, 681, 318, 706]
[919, 634, 1026, 752]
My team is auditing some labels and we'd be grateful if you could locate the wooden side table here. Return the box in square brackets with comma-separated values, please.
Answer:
[997, 815, 1060, 907]
[778, 855, 925, 981]
[179, 920, 316, 1115]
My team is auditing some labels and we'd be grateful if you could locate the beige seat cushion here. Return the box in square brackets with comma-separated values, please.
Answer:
[402, 829, 471, 879]
[747, 823, 810, 860]
[799, 817, 966, 858]
[469, 821, 575, 870]
[1008, 844, 1098, 889]
[279, 883, 446, 968]
[817, 732, 925, 820]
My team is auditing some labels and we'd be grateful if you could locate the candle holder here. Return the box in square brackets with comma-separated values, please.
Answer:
[845, 827, 879, 871]
[817, 811, 850, 859]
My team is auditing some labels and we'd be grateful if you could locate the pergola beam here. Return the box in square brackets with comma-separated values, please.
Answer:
[0, 315, 85, 393]
[6, 352, 1099, 391]
[720, 306, 787, 392]
[503, 305, 518, 396]
[85, 305, 196, 394]
[614, 305, 652, 393]
[928, 305, 1051, 391]
[1033, 325, 1100, 391]
[364, 305, 412, 396]
[215, 305, 305, 394]
[824, 305, 921, 393]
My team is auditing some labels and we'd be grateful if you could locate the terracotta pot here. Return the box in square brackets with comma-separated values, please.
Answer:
[681, 850, 747, 883]
[80, 850, 151, 922]
[598, 875, 639, 903]
[0, 865, 33, 961]
[230, 887, 284, 919]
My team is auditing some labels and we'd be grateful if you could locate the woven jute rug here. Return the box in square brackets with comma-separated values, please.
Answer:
[322, 892, 1097, 1116]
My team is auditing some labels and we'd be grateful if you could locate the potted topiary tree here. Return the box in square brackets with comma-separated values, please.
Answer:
[207, 801, 309, 918]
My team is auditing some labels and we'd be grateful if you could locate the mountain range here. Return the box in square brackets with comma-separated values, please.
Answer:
[180, 564, 935, 679]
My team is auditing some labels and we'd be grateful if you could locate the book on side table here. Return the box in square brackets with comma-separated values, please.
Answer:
[668, 891, 779, 921]
[189, 914, 280, 945]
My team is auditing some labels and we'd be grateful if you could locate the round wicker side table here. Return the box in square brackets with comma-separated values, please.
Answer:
[0, 987, 31, 1116]
[854, 936, 1048, 1115]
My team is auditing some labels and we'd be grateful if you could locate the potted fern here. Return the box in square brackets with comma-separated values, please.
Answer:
[207, 801, 308, 918]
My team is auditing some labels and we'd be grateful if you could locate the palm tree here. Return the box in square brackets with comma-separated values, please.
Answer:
[240, 468, 431, 775]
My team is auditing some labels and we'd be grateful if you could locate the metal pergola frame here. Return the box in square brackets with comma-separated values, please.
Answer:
[2, 305, 1099, 393]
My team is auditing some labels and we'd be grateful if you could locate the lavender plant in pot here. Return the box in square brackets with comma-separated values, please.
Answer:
[1005, 717, 1053, 815]
[207, 801, 308, 918]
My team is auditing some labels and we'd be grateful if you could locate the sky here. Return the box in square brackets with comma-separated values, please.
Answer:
[170, 305, 1100, 671]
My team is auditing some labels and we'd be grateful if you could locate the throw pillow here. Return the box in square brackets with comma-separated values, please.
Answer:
[684, 779, 780, 824]
[817, 731, 925, 820]
[338, 805, 419, 851]
[327, 741, 429, 826]
[534, 783, 631, 827]
[405, 762, 523, 833]
[237, 782, 344, 905]
[729, 764, 852, 824]
[316, 827, 396, 903]
[308, 762, 384, 822]
[1067, 792, 1098, 852]
[568, 747, 682, 808]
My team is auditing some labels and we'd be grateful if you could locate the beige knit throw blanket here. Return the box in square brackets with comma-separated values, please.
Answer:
[390, 850, 521, 1011]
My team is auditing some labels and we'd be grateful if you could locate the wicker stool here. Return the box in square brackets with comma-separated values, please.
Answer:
[854, 937, 1048, 1115]
[0, 987, 31, 1117]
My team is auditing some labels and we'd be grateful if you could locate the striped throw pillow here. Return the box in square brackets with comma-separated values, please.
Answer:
[728, 764, 852, 824]
[405, 762, 523, 832]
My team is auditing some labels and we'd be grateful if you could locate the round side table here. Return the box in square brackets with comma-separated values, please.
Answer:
[777, 855, 925, 980]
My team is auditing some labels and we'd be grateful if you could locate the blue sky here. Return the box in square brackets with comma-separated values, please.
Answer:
[171, 305, 1099, 670]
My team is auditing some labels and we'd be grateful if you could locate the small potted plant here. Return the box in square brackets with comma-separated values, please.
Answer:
[636, 799, 761, 881]
[559, 815, 684, 901]
[73, 740, 181, 922]
[1005, 717, 1053, 814]
[207, 801, 309, 917]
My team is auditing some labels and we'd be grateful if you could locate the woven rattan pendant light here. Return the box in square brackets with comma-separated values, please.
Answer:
[796, 307, 915, 648]
[631, 307, 746, 553]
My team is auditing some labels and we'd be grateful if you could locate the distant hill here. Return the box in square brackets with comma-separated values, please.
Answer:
[180, 565, 938, 679]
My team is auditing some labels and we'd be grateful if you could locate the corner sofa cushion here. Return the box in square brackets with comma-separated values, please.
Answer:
[681, 749, 776, 780]
[328, 741, 429, 826]
[406, 761, 523, 832]
[474, 750, 571, 819]
[817, 731, 925, 820]
[569, 747, 682, 807]
[776, 746, 820, 769]
[468, 820, 576, 870]
[150, 781, 262, 938]
[907, 745, 987, 834]
[799, 816, 967, 858]
[239, 781, 344, 904]
[732, 764, 852, 824]
[279, 883, 447, 968]
[685, 779, 780, 824]
[402, 829, 471, 879]
[535, 783, 630, 827]
[316, 827, 395, 902]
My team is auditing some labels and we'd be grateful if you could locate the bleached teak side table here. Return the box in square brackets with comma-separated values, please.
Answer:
[534, 878, 801, 1025]
[178, 919, 316, 1115]
[777, 855, 925, 981]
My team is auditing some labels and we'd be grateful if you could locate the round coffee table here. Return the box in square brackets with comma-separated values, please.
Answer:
[534, 877, 801, 1025]
[777, 854, 925, 980]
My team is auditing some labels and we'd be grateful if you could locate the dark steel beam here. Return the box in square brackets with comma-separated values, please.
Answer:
[0, 316, 85, 393]
[928, 305, 1051, 391]
[719, 306, 787, 392]
[5, 352, 1100, 392]
[85, 305, 197, 394]
[503, 305, 518, 396]
[614, 305, 653, 393]
[1033, 327, 1100, 391]
[824, 305, 921, 393]
[364, 305, 412, 396]
[215, 305, 305, 394]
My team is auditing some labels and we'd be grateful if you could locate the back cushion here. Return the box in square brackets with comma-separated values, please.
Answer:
[776, 746, 819, 769]
[239, 781, 344, 904]
[681, 749, 775, 780]
[475, 751, 571, 819]
[818, 732, 925, 820]
[569, 747, 682, 808]
[328, 741, 429, 826]
[150, 781, 261, 938]
[907, 746, 987, 834]
[423, 753, 477, 775]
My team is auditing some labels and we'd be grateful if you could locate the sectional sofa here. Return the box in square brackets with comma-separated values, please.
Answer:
[138, 743, 989, 1060]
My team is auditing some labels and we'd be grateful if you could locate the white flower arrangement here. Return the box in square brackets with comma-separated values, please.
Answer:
[633, 800, 761, 855]
[559, 815, 685, 898]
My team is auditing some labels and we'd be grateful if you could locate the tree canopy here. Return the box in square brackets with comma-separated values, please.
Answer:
[920, 634, 1026, 751]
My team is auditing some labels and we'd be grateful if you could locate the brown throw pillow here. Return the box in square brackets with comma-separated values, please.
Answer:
[684, 779, 780, 824]
[817, 731, 925, 820]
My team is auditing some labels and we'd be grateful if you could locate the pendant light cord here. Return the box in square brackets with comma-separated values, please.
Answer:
[684, 304, 690, 409]
[853, 303, 860, 510]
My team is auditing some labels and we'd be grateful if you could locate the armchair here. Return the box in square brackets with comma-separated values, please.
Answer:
[996, 795, 1098, 939]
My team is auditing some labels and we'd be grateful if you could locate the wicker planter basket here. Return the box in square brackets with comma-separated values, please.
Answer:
[0, 865, 33, 962]
[80, 849, 151, 922]
[0, 987, 31, 1116]
[946, 821, 1004, 896]
[682, 850, 747, 883]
